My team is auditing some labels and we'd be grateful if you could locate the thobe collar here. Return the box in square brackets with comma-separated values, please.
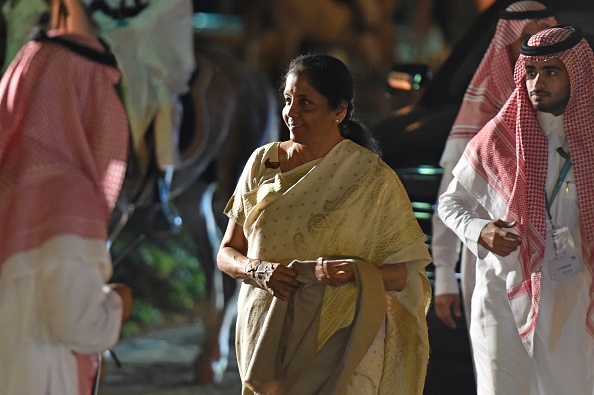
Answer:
[537, 111, 567, 152]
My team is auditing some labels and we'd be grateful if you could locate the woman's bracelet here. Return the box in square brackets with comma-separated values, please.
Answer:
[245, 258, 262, 277]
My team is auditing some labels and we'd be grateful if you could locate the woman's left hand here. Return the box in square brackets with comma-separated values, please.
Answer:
[315, 257, 354, 287]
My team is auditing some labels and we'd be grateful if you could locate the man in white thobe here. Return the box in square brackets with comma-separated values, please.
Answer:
[432, 0, 556, 331]
[438, 25, 594, 394]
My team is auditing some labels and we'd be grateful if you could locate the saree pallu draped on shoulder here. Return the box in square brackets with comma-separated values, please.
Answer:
[225, 140, 432, 395]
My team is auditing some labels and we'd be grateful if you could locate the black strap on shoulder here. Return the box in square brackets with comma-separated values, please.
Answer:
[520, 24, 583, 56]
[31, 28, 118, 68]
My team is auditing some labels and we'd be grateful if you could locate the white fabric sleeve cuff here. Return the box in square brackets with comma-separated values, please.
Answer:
[463, 218, 491, 259]
[43, 257, 123, 354]
[434, 264, 459, 296]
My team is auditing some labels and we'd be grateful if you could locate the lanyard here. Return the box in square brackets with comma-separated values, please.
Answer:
[544, 148, 572, 223]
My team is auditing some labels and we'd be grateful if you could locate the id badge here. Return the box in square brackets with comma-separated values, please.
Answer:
[549, 254, 582, 280]
[548, 226, 582, 281]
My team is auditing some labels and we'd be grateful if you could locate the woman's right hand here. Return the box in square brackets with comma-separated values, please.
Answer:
[245, 259, 300, 301]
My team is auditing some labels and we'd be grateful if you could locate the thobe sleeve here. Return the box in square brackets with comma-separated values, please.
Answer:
[438, 177, 491, 260]
[41, 257, 123, 354]
[432, 160, 463, 296]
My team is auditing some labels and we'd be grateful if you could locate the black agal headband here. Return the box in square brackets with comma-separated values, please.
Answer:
[31, 28, 118, 68]
[499, 6, 554, 20]
[520, 24, 583, 56]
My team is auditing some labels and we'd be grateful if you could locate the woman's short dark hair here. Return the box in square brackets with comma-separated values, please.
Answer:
[282, 53, 381, 156]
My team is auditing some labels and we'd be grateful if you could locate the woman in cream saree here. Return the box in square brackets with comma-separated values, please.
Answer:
[218, 54, 431, 395]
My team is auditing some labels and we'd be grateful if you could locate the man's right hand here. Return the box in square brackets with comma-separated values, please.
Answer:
[478, 219, 521, 256]
[435, 293, 462, 329]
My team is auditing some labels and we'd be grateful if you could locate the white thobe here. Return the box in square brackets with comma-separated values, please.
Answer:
[438, 112, 594, 395]
[0, 235, 123, 395]
[433, 147, 477, 326]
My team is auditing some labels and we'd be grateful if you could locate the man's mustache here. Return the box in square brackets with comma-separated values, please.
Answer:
[529, 89, 550, 96]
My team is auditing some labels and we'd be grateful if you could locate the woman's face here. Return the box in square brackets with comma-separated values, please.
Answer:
[282, 72, 344, 144]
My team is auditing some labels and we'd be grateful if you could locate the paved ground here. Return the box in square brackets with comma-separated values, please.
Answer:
[97, 323, 242, 395]
[95, 307, 476, 395]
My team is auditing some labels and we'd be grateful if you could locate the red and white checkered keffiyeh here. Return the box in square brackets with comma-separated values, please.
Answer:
[441, 1, 556, 166]
[0, 31, 128, 395]
[74, 353, 100, 395]
[460, 26, 594, 346]
[0, 30, 128, 266]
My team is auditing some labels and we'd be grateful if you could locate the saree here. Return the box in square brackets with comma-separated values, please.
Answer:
[225, 139, 432, 394]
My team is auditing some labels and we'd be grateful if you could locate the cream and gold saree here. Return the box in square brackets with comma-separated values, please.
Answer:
[225, 140, 432, 395]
